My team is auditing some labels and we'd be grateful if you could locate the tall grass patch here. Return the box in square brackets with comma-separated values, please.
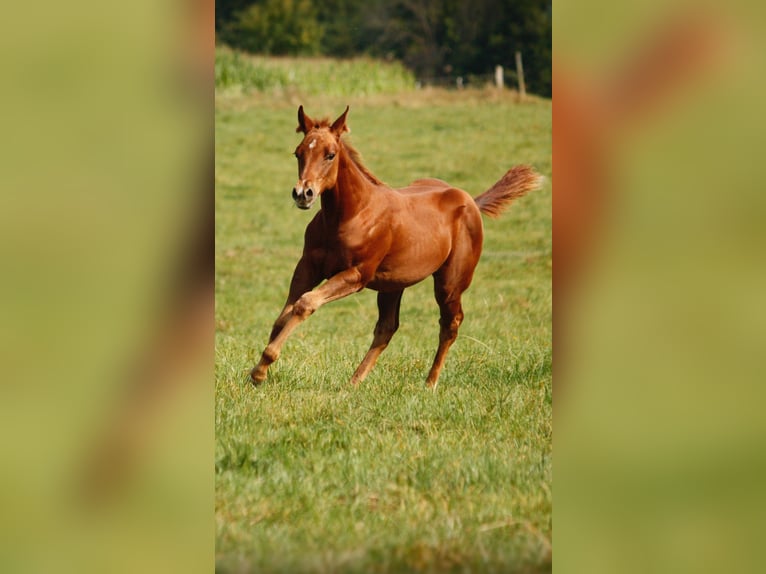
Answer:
[216, 82, 551, 572]
[215, 47, 417, 97]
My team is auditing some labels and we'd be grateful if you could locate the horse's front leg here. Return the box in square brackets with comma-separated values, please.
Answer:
[250, 255, 320, 384]
[251, 266, 367, 384]
[267, 255, 323, 343]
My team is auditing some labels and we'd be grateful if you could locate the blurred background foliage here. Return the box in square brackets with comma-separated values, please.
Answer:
[215, 0, 551, 96]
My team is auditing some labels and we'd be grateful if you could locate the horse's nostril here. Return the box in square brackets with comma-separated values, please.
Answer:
[292, 188, 298, 199]
[306, 188, 314, 198]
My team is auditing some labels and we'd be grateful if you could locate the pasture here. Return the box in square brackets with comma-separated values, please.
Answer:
[215, 62, 551, 572]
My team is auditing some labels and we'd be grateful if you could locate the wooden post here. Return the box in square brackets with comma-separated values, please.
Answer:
[495, 65, 504, 89]
[515, 51, 526, 99]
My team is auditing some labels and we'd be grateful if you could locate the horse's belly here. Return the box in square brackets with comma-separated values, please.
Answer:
[366, 273, 425, 292]
[368, 234, 451, 291]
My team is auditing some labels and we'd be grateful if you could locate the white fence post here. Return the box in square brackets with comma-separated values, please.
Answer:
[495, 65, 504, 89]
[515, 51, 526, 99]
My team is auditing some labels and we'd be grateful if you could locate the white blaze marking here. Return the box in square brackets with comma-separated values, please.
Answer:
[309, 139, 316, 149]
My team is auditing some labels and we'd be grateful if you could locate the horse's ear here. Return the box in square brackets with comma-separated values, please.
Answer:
[330, 105, 350, 136]
[297, 105, 314, 134]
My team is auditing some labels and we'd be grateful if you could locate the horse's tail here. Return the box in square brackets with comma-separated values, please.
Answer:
[473, 165, 544, 218]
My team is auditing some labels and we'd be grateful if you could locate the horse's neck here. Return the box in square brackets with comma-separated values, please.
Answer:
[321, 146, 376, 223]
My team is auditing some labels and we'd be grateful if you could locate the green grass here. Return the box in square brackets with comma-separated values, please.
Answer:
[216, 78, 551, 573]
[215, 46, 417, 97]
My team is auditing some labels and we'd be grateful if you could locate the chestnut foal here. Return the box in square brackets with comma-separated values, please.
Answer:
[251, 106, 542, 388]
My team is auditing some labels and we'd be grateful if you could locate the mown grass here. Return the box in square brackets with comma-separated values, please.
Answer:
[216, 69, 551, 573]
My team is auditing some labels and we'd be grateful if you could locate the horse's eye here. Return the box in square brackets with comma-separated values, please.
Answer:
[326, 153, 336, 161]
[294, 152, 300, 159]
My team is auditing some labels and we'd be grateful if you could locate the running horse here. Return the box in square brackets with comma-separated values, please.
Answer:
[251, 106, 542, 388]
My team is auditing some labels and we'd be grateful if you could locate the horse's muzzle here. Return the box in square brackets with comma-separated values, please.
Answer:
[292, 185, 316, 210]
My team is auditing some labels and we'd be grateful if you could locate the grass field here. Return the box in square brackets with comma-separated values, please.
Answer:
[215, 47, 416, 97]
[215, 69, 551, 572]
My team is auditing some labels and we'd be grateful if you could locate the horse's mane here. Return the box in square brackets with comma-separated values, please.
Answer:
[342, 140, 384, 186]
[313, 119, 384, 186]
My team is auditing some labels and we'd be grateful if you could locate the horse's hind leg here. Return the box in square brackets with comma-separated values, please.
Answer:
[426, 287, 465, 388]
[426, 222, 481, 388]
[350, 290, 403, 385]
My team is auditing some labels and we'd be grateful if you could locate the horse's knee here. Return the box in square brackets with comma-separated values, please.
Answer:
[292, 295, 316, 319]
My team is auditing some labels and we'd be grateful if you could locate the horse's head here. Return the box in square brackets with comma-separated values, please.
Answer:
[291, 105, 350, 209]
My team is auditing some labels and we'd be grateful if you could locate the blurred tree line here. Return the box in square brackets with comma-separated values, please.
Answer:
[215, 0, 551, 97]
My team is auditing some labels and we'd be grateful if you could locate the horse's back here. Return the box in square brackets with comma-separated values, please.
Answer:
[395, 180, 478, 218]
[396, 178, 480, 217]
[397, 178, 452, 195]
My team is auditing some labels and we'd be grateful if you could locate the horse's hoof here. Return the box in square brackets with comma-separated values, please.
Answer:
[250, 368, 266, 386]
